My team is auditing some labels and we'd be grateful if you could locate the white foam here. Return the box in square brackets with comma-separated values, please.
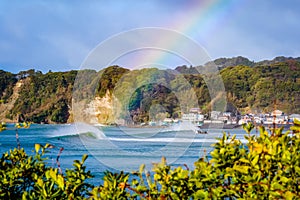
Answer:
[48, 123, 106, 139]
[108, 137, 248, 143]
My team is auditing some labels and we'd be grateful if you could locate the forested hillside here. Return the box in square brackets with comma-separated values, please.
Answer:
[0, 57, 299, 124]
[1, 70, 77, 123]
[221, 61, 300, 112]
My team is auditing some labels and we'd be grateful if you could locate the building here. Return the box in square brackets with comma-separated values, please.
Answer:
[211, 111, 221, 120]
[182, 113, 204, 121]
[189, 108, 201, 113]
[271, 110, 283, 116]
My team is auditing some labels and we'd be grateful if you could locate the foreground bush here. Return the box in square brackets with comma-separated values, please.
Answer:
[0, 120, 299, 199]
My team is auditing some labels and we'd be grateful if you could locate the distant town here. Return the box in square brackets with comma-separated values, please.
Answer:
[147, 108, 300, 129]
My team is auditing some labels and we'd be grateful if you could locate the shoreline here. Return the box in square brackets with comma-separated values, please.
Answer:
[1, 121, 293, 130]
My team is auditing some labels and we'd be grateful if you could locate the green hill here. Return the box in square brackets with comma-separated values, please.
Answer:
[0, 57, 299, 124]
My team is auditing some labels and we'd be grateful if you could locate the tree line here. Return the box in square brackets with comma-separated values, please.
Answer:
[0, 58, 299, 124]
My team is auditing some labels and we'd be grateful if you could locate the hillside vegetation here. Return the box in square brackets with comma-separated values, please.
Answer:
[0, 57, 299, 124]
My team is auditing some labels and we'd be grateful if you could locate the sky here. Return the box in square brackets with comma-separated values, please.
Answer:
[0, 0, 300, 73]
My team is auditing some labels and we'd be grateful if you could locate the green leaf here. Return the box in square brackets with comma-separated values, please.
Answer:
[49, 169, 57, 180]
[139, 163, 145, 174]
[293, 118, 300, 126]
[284, 191, 294, 200]
[251, 155, 260, 166]
[37, 178, 44, 187]
[57, 175, 65, 189]
[220, 148, 225, 155]
[233, 165, 249, 174]
[242, 122, 254, 134]
[281, 176, 289, 183]
[239, 158, 250, 164]
[35, 143, 41, 153]
[82, 154, 88, 163]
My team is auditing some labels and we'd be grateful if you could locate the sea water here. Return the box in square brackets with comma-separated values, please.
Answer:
[0, 123, 250, 184]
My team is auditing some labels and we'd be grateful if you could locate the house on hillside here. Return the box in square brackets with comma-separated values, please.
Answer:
[189, 108, 201, 113]
[271, 110, 283, 116]
[181, 108, 204, 125]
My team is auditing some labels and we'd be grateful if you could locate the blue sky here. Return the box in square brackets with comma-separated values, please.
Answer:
[0, 0, 300, 73]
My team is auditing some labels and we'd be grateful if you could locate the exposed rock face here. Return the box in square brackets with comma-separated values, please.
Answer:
[87, 91, 114, 124]
[0, 79, 119, 124]
[73, 90, 121, 125]
[0, 80, 23, 122]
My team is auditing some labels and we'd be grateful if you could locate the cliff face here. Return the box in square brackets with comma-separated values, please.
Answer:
[73, 90, 119, 125]
[0, 67, 127, 124]
[0, 79, 23, 122]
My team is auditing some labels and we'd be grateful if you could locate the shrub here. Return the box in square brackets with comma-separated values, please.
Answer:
[0, 144, 93, 199]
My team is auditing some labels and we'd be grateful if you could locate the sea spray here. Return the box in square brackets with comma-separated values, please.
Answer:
[75, 122, 106, 140]
[48, 123, 107, 140]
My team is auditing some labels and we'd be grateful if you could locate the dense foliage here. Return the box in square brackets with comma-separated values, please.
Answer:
[0, 57, 300, 124]
[128, 83, 180, 123]
[0, 122, 299, 199]
[96, 66, 129, 98]
[4, 70, 77, 123]
[221, 61, 300, 112]
[0, 70, 17, 103]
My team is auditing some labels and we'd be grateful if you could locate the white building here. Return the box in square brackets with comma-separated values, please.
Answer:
[182, 113, 204, 121]
[211, 111, 221, 120]
[271, 110, 283, 116]
[189, 108, 201, 113]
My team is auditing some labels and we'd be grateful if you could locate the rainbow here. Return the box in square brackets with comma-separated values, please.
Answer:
[114, 0, 246, 69]
[174, 0, 244, 41]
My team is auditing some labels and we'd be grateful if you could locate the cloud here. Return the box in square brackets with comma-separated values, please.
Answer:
[201, 0, 300, 61]
[0, 0, 299, 72]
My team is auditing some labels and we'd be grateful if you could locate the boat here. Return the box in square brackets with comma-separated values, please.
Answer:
[194, 125, 207, 134]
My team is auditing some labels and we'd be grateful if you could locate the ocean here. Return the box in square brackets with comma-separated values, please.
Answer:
[0, 123, 250, 184]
